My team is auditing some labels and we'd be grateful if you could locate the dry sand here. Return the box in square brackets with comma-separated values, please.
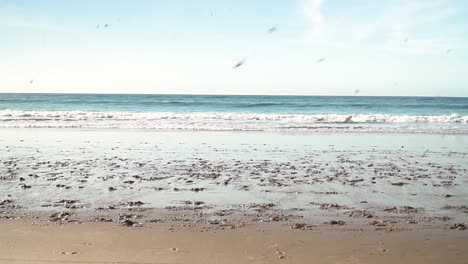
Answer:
[0, 220, 467, 264]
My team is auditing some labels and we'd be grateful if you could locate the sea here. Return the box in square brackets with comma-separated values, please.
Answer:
[1, 93, 467, 133]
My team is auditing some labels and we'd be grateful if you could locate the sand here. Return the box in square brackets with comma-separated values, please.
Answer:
[1, 129, 468, 263]
[2, 129, 468, 228]
[0, 221, 467, 264]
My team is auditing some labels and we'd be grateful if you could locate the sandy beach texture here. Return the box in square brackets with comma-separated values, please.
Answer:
[1, 221, 468, 264]
[1, 129, 467, 263]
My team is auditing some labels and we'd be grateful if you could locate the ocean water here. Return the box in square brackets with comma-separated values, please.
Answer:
[1, 93, 467, 133]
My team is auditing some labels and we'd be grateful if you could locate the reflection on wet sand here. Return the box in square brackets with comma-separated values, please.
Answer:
[1, 129, 467, 232]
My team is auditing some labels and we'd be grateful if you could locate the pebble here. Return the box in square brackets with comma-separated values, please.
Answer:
[328, 220, 346, 226]
[119, 219, 140, 227]
[450, 223, 466, 230]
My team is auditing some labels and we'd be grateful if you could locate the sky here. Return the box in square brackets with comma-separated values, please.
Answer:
[1, 0, 467, 96]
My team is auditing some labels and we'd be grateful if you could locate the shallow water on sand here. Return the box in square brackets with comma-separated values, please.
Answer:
[1, 129, 467, 223]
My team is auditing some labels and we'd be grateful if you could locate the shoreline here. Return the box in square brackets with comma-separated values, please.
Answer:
[2, 127, 468, 135]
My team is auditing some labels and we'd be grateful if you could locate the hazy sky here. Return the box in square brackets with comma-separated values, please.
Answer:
[1, 0, 467, 96]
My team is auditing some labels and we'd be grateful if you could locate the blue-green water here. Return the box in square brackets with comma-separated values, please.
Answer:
[1, 93, 467, 133]
[1, 93, 468, 115]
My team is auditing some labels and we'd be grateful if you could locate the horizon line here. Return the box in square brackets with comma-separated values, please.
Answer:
[0, 92, 467, 99]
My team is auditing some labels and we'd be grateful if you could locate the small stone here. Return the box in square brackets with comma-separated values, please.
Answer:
[450, 223, 466, 230]
[120, 219, 140, 227]
[290, 223, 306, 230]
[126, 201, 144, 206]
[328, 220, 345, 226]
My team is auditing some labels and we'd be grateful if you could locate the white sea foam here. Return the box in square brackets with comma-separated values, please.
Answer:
[0, 110, 467, 133]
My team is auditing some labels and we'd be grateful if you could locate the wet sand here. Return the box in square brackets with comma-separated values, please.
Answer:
[1, 129, 467, 263]
[1, 220, 467, 264]
[1, 129, 467, 230]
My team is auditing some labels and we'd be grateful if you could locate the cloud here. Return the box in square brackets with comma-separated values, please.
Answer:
[301, 0, 465, 54]
[302, 0, 326, 39]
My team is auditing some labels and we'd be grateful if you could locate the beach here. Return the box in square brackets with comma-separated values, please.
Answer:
[1, 128, 468, 263]
[1, 94, 468, 263]
[2, 0, 468, 261]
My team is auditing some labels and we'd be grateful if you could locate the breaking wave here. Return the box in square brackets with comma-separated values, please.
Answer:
[1, 110, 467, 133]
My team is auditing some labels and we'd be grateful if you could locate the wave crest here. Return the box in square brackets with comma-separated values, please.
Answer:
[0, 110, 467, 133]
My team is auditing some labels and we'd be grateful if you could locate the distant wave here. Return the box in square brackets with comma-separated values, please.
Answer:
[233, 103, 297, 108]
[0, 110, 467, 133]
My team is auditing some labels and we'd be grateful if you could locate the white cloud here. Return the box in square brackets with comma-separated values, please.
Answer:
[301, 0, 465, 55]
[302, 0, 327, 39]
